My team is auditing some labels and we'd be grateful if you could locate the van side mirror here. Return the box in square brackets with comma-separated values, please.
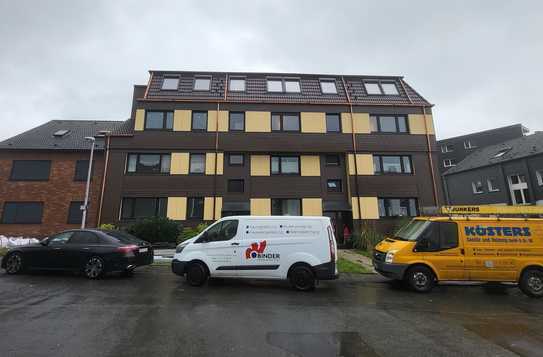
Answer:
[40, 239, 49, 246]
[197, 232, 210, 243]
[415, 238, 429, 252]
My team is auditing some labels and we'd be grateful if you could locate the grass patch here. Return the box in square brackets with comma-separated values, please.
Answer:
[0, 248, 7, 257]
[152, 260, 172, 266]
[355, 249, 372, 258]
[337, 258, 372, 274]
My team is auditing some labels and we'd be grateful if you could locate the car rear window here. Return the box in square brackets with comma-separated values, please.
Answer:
[102, 230, 143, 244]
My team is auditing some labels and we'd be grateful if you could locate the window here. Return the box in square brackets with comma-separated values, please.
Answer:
[67, 201, 83, 224]
[2, 202, 43, 224]
[266, 78, 301, 93]
[200, 220, 239, 242]
[441, 144, 454, 153]
[271, 156, 300, 175]
[48, 232, 73, 245]
[487, 178, 500, 192]
[193, 77, 211, 91]
[189, 154, 205, 174]
[325, 154, 340, 166]
[416, 222, 459, 252]
[364, 81, 400, 95]
[373, 155, 412, 174]
[191, 111, 208, 131]
[267, 79, 283, 92]
[494, 147, 511, 158]
[161, 77, 179, 90]
[145, 111, 173, 130]
[443, 159, 456, 168]
[10, 160, 51, 181]
[472, 181, 484, 194]
[271, 113, 300, 132]
[326, 114, 341, 132]
[327, 179, 342, 192]
[228, 154, 244, 166]
[227, 179, 244, 193]
[126, 154, 171, 174]
[68, 231, 99, 244]
[121, 198, 167, 220]
[271, 199, 301, 216]
[320, 79, 337, 94]
[378, 198, 418, 217]
[284, 79, 301, 93]
[464, 140, 476, 149]
[74, 160, 93, 181]
[187, 198, 204, 219]
[53, 129, 70, 137]
[537, 170, 543, 186]
[229, 112, 245, 131]
[509, 174, 530, 204]
[229, 78, 246, 92]
[369, 115, 408, 133]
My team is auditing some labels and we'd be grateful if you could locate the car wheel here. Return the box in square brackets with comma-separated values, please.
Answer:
[5, 253, 24, 274]
[289, 265, 315, 291]
[84, 257, 105, 279]
[186, 262, 208, 286]
[406, 266, 435, 293]
[519, 268, 543, 298]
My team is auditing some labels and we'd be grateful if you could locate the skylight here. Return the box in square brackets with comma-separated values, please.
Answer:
[161, 77, 179, 90]
[494, 147, 511, 158]
[53, 129, 70, 137]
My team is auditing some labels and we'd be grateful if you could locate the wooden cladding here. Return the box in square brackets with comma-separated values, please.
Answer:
[347, 154, 374, 175]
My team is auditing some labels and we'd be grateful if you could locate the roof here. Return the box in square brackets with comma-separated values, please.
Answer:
[0, 120, 124, 151]
[143, 70, 431, 107]
[437, 124, 528, 143]
[444, 131, 543, 175]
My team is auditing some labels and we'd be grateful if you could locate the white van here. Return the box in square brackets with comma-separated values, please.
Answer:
[171, 216, 338, 290]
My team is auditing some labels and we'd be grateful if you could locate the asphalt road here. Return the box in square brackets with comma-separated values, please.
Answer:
[0, 266, 542, 357]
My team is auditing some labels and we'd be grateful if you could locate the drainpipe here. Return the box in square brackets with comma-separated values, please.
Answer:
[211, 74, 228, 220]
[422, 106, 440, 208]
[341, 76, 362, 232]
[97, 132, 111, 225]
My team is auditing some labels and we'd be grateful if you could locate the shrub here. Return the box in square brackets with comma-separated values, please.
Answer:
[126, 217, 182, 244]
[352, 221, 384, 251]
[177, 223, 209, 244]
[99, 223, 117, 230]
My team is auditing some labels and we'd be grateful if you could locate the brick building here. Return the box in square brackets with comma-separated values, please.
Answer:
[0, 120, 121, 237]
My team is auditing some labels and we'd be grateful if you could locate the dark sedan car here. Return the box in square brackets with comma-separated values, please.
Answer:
[1, 229, 153, 279]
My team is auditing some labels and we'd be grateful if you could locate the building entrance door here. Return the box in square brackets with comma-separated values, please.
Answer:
[323, 211, 353, 247]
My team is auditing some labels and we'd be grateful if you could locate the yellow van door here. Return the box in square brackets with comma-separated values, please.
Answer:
[417, 221, 466, 280]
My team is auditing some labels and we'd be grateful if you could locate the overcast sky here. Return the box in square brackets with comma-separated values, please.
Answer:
[1, 1, 541, 141]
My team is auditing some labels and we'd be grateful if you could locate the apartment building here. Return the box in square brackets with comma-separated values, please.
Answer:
[0, 120, 121, 237]
[99, 71, 442, 239]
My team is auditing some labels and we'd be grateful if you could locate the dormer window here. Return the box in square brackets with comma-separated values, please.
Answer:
[364, 80, 400, 95]
[494, 147, 511, 158]
[161, 77, 179, 90]
[320, 79, 337, 94]
[229, 78, 246, 92]
[193, 77, 211, 91]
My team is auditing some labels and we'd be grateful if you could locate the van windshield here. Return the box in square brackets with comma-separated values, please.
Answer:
[394, 220, 430, 241]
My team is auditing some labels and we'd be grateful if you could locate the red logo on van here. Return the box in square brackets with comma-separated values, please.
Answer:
[246, 241, 267, 259]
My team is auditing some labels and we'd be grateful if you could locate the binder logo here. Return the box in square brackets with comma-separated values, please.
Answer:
[246, 241, 267, 259]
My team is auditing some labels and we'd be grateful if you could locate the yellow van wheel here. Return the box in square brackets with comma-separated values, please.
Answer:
[406, 265, 435, 293]
[519, 267, 543, 298]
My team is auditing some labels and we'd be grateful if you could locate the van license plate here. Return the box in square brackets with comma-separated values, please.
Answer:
[139, 248, 148, 253]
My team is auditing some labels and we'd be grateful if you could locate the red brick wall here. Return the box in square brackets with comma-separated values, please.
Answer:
[0, 150, 105, 238]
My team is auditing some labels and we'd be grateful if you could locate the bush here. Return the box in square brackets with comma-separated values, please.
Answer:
[352, 221, 384, 251]
[126, 217, 182, 244]
[99, 223, 117, 230]
[178, 223, 208, 244]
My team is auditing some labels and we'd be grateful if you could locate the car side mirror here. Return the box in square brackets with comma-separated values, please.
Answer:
[40, 239, 49, 246]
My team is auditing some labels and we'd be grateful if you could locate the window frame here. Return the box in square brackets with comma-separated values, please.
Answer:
[271, 198, 302, 216]
[228, 112, 245, 132]
[126, 153, 171, 175]
[161, 76, 179, 91]
[1, 202, 44, 224]
[325, 113, 341, 133]
[464, 140, 476, 150]
[487, 177, 500, 192]
[120, 197, 167, 220]
[441, 144, 454, 153]
[189, 153, 206, 175]
[363, 80, 400, 96]
[378, 198, 418, 217]
[327, 179, 342, 193]
[537, 170, 543, 186]
[187, 197, 205, 220]
[229, 77, 246, 92]
[325, 154, 340, 166]
[67, 201, 84, 224]
[373, 155, 413, 175]
[227, 179, 245, 193]
[472, 181, 484, 194]
[271, 113, 300, 132]
[319, 79, 338, 94]
[369, 115, 409, 134]
[266, 77, 301, 93]
[443, 159, 456, 168]
[228, 153, 244, 166]
[10, 160, 51, 181]
[74, 160, 93, 182]
[270, 155, 301, 175]
[144, 110, 174, 131]
[191, 111, 208, 132]
[193, 76, 212, 91]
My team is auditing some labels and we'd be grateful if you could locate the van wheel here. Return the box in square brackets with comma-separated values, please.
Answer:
[289, 265, 315, 291]
[519, 268, 543, 298]
[186, 262, 208, 286]
[406, 266, 435, 293]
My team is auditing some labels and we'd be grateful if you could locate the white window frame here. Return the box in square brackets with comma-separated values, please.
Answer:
[229, 77, 246, 92]
[441, 144, 453, 153]
[487, 178, 500, 192]
[319, 79, 338, 94]
[536, 170, 543, 186]
[508, 174, 529, 204]
[472, 181, 484, 194]
[464, 140, 476, 149]
[443, 159, 456, 168]
[161, 77, 179, 90]
[193, 76, 211, 91]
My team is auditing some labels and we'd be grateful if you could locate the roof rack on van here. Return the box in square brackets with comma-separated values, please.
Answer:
[440, 205, 543, 219]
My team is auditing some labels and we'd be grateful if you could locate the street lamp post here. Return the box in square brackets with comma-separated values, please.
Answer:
[81, 136, 96, 229]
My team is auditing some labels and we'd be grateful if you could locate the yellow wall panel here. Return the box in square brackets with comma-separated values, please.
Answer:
[351, 196, 360, 220]
[300, 112, 326, 133]
[207, 110, 229, 132]
[408, 114, 435, 135]
[347, 154, 374, 175]
[302, 198, 323, 216]
[205, 153, 224, 175]
[347, 154, 355, 175]
[214, 197, 222, 220]
[359, 197, 379, 219]
[300, 155, 321, 176]
[134, 109, 145, 131]
[171, 153, 189, 175]
[340, 112, 370, 133]
[250, 198, 271, 215]
[174, 110, 191, 131]
[204, 197, 215, 220]
[250, 155, 270, 176]
[246, 111, 271, 132]
[341, 113, 352, 133]
[167, 197, 187, 220]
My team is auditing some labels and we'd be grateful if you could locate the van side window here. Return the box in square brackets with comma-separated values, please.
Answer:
[440, 222, 458, 250]
[199, 220, 239, 242]
[417, 222, 458, 252]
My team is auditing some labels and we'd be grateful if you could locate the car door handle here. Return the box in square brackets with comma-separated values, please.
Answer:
[231, 242, 240, 246]
[460, 248, 465, 255]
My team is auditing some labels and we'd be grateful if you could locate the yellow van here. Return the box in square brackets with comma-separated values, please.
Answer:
[372, 206, 543, 297]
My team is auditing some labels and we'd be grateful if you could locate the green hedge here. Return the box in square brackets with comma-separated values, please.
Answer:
[126, 217, 182, 244]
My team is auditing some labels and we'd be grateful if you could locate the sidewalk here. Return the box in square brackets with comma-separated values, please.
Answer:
[154, 249, 175, 262]
[338, 249, 376, 273]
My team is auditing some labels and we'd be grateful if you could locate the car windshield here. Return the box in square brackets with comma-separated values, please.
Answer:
[102, 230, 143, 244]
[393, 220, 430, 241]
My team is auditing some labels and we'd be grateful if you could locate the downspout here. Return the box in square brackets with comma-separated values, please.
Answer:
[211, 74, 228, 220]
[97, 133, 111, 226]
[422, 106, 440, 207]
[341, 76, 362, 231]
